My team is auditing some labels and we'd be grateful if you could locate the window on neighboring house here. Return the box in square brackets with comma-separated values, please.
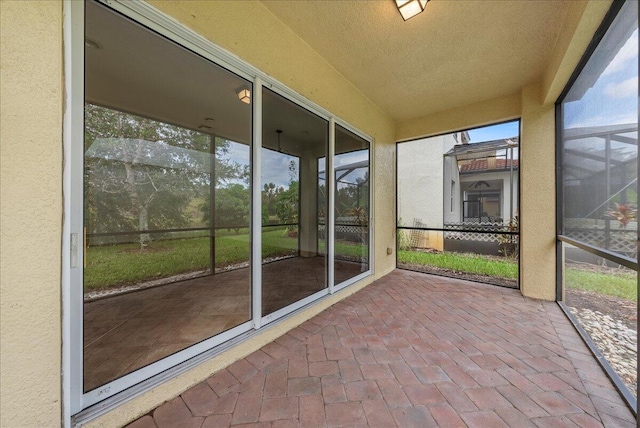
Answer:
[450, 180, 455, 212]
[463, 190, 500, 222]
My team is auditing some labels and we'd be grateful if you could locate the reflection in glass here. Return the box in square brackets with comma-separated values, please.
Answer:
[561, 0, 638, 259]
[334, 125, 370, 285]
[261, 88, 328, 316]
[558, 0, 638, 402]
[563, 244, 637, 398]
[83, 1, 251, 392]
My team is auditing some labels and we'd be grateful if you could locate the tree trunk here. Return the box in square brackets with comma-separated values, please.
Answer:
[120, 122, 150, 249]
[138, 205, 151, 248]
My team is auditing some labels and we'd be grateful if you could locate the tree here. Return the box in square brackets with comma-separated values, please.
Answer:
[275, 181, 299, 226]
[215, 184, 250, 233]
[262, 182, 283, 218]
[84, 104, 243, 248]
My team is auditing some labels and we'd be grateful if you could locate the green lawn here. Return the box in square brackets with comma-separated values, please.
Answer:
[397, 249, 636, 302]
[398, 250, 518, 280]
[85, 228, 297, 291]
[84, 228, 369, 292]
[566, 267, 637, 301]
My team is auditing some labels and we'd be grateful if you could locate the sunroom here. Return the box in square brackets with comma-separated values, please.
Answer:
[0, 0, 637, 426]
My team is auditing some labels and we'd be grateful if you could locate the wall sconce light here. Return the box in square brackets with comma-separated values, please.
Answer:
[237, 88, 251, 104]
[396, 0, 428, 21]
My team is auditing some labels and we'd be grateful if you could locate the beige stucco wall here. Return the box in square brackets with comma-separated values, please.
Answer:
[0, 1, 64, 426]
[396, 92, 522, 143]
[542, 0, 612, 104]
[519, 82, 557, 301]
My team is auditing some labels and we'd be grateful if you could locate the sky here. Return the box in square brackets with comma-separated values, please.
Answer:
[467, 121, 519, 144]
[563, 26, 638, 129]
[220, 142, 368, 189]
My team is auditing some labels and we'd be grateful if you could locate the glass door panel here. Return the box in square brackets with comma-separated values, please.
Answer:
[334, 125, 370, 286]
[261, 88, 328, 317]
[83, 0, 252, 392]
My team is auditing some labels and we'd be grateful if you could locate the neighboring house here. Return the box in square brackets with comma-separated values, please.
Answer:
[398, 134, 519, 252]
[444, 137, 519, 225]
[397, 132, 464, 250]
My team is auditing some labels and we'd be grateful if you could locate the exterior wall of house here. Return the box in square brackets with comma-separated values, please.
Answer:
[397, 134, 457, 250]
[398, 134, 457, 227]
[0, 2, 64, 426]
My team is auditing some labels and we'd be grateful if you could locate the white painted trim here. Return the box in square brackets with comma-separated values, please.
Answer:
[252, 78, 263, 330]
[64, 0, 86, 419]
[328, 119, 336, 293]
[262, 288, 330, 326]
[368, 137, 376, 278]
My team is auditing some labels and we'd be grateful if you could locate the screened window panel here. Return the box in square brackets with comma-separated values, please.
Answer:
[560, 0, 638, 259]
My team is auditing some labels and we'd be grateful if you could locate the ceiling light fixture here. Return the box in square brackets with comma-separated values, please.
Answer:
[396, 0, 428, 21]
[237, 88, 251, 104]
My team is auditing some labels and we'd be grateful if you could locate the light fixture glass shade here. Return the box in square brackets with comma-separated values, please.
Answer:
[237, 88, 251, 104]
[396, 0, 428, 21]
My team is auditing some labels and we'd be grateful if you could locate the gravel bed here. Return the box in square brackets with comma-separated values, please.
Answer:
[568, 306, 637, 398]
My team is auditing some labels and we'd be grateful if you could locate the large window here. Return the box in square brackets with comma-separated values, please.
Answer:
[397, 121, 520, 288]
[557, 0, 638, 408]
[72, 0, 372, 412]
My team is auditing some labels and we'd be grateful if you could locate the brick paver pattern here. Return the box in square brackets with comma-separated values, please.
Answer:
[126, 270, 636, 427]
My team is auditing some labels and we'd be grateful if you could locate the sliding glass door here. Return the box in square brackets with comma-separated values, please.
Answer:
[74, 0, 372, 411]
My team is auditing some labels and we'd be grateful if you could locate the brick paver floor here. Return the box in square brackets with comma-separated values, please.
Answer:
[126, 270, 637, 427]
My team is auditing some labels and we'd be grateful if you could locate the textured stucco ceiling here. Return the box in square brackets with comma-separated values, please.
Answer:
[261, 0, 571, 121]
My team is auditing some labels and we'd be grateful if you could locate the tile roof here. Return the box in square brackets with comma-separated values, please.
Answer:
[459, 158, 519, 173]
